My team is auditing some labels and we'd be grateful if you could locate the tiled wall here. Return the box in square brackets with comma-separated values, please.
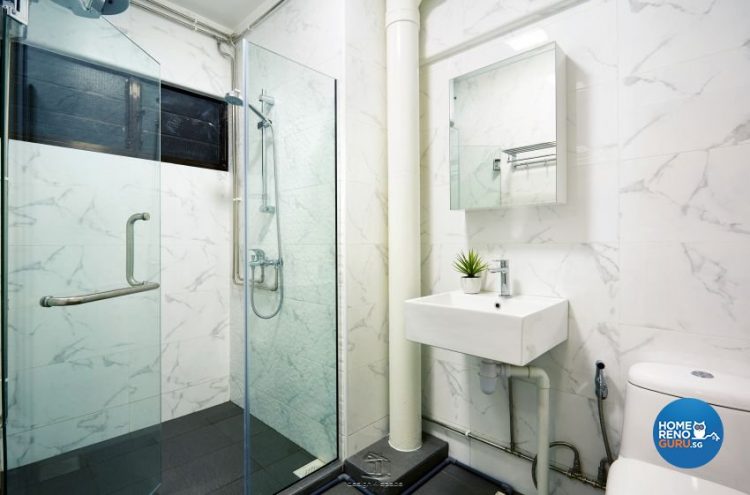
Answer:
[419, 0, 750, 493]
[340, 0, 390, 456]
[109, 7, 234, 422]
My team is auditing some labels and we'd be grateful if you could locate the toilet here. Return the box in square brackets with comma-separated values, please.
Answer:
[606, 362, 750, 495]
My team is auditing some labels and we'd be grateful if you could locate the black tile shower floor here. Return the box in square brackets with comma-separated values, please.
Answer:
[6, 402, 317, 495]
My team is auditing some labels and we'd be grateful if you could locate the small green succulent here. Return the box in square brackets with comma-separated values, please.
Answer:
[453, 249, 488, 278]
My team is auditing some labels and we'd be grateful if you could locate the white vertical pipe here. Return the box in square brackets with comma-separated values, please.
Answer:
[502, 364, 551, 495]
[530, 367, 551, 495]
[386, 0, 422, 452]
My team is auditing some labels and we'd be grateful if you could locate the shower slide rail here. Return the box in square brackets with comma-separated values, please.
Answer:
[39, 212, 159, 307]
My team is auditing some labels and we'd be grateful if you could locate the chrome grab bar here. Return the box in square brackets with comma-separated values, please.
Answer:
[40, 282, 159, 307]
[126, 212, 150, 286]
[40, 212, 159, 308]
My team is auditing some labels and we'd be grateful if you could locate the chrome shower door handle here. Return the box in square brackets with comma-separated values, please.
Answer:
[126, 212, 151, 286]
[40, 212, 159, 307]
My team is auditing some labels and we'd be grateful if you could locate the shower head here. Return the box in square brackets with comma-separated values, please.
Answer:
[225, 90, 272, 128]
[97, 0, 129, 14]
[224, 89, 244, 107]
[58, 0, 130, 17]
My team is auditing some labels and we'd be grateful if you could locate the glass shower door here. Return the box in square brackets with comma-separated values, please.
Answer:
[241, 41, 337, 494]
[1, 2, 161, 493]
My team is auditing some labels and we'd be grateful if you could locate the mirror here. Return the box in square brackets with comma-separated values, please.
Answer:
[449, 42, 566, 210]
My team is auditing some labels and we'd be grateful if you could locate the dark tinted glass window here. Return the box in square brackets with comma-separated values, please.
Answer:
[10, 43, 160, 160]
[161, 84, 228, 171]
[10, 44, 228, 171]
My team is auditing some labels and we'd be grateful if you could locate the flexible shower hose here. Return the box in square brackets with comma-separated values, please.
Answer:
[249, 123, 284, 320]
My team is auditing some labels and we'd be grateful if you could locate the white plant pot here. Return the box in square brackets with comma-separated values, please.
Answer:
[461, 276, 482, 294]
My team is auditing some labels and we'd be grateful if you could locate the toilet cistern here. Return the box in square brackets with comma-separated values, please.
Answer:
[490, 259, 512, 297]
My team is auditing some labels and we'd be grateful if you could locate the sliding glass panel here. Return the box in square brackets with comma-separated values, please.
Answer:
[2, 2, 161, 493]
[241, 41, 337, 494]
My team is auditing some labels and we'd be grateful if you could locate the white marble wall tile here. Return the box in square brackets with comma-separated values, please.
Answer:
[617, 0, 750, 76]
[162, 376, 230, 422]
[421, 347, 475, 427]
[162, 291, 229, 344]
[347, 300, 388, 369]
[346, 244, 388, 308]
[346, 118, 387, 186]
[619, 80, 750, 160]
[569, 82, 619, 166]
[347, 359, 389, 434]
[421, 242, 470, 295]
[419, 0, 563, 60]
[461, 162, 619, 244]
[619, 241, 750, 338]
[249, 389, 337, 461]
[620, 144, 750, 243]
[346, 416, 389, 456]
[162, 336, 230, 394]
[420, 183, 467, 246]
[245, 0, 345, 80]
[616, 324, 750, 382]
[346, 180, 387, 245]
[161, 164, 231, 244]
[8, 351, 131, 430]
[6, 404, 131, 469]
[159, 165, 232, 421]
[108, 7, 231, 97]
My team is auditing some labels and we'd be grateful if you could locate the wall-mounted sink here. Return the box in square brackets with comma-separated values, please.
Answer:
[405, 291, 568, 366]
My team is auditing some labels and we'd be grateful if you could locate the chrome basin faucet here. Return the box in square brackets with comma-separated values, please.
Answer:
[489, 259, 512, 297]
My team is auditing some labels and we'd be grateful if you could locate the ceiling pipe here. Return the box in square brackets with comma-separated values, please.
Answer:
[386, 0, 422, 452]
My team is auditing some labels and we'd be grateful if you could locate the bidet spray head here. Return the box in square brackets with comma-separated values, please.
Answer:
[595, 361, 608, 400]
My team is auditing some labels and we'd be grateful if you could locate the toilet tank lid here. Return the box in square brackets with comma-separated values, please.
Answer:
[629, 363, 750, 412]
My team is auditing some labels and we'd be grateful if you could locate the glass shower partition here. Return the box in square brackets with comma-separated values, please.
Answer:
[1, 2, 161, 493]
[240, 41, 338, 494]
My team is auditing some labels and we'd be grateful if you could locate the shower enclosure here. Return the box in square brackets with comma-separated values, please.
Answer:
[237, 41, 338, 494]
[0, 4, 337, 494]
[1, 1, 162, 493]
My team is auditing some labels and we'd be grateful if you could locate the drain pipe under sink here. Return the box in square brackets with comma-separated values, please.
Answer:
[480, 360, 551, 495]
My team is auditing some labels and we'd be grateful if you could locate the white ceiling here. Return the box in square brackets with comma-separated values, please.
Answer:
[168, 0, 269, 32]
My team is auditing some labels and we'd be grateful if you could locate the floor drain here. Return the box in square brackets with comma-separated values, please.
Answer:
[294, 458, 326, 478]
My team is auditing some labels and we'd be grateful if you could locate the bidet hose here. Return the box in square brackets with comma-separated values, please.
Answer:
[598, 395, 614, 464]
[249, 124, 284, 320]
[595, 361, 614, 464]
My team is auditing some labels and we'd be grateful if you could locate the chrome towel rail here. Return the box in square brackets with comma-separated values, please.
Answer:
[504, 141, 557, 171]
[40, 212, 159, 308]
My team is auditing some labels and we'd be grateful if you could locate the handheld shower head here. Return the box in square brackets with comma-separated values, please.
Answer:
[595, 361, 608, 400]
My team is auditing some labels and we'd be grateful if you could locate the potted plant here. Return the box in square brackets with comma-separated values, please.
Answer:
[453, 249, 487, 294]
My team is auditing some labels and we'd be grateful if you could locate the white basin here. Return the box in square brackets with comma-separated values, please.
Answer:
[405, 291, 568, 366]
